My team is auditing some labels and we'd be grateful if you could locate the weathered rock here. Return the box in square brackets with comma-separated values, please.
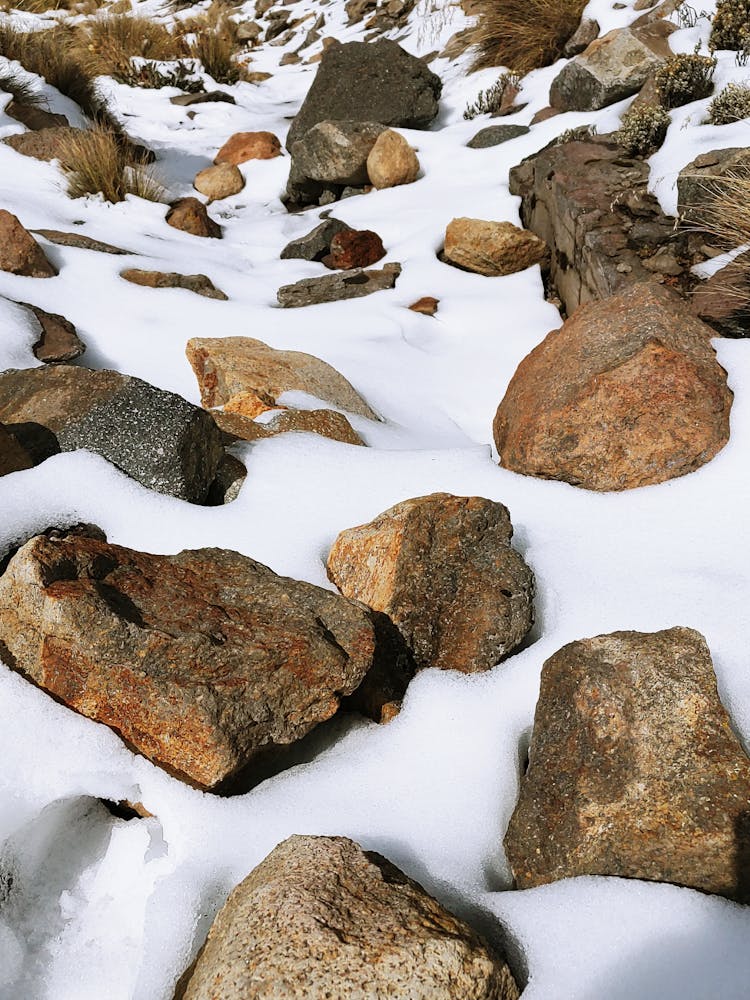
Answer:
[677, 147, 750, 229]
[186, 336, 378, 419]
[0, 211, 56, 278]
[327, 494, 535, 674]
[278, 263, 401, 307]
[0, 423, 33, 477]
[181, 835, 520, 999]
[366, 128, 420, 188]
[493, 282, 733, 491]
[0, 366, 224, 502]
[193, 162, 245, 201]
[170, 91, 236, 107]
[505, 628, 750, 902]
[280, 218, 352, 261]
[32, 229, 129, 255]
[409, 295, 439, 315]
[214, 407, 365, 446]
[286, 39, 442, 150]
[467, 125, 530, 149]
[166, 198, 222, 239]
[224, 389, 279, 419]
[325, 228, 385, 270]
[0, 533, 413, 788]
[291, 120, 386, 185]
[692, 251, 750, 337]
[443, 218, 548, 277]
[4, 100, 68, 131]
[236, 20, 262, 42]
[121, 269, 227, 300]
[206, 453, 247, 506]
[25, 304, 86, 363]
[214, 131, 282, 165]
[2, 126, 81, 162]
[562, 16, 600, 56]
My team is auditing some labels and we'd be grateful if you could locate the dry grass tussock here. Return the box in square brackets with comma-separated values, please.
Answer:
[690, 169, 750, 301]
[74, 15, 184, 80]
[0, 70, 43, 106]
[56, 125, 164, 203]
[465, 0, 587, 74]
[176, 9, 241, 84]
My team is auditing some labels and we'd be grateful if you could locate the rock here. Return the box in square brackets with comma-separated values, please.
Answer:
[327, 494, 535, 674]
[280, 218, 352, 261]
[193, 163, 245, 201]
[278, 263, 401, 307]
[493, 282, 733, 491]
[120, 269, 227, 300]
[677, 148, 750, 230]
[467, 125, 530, 149]
[692, 251, 750, 337]
[443, 218, 548, 277]
[214, 131, 281, 165]
[562, 16, 600, 56]
[2, 126, 81, 162]
[0, 211, 56, 278]
[0, 366, 224, 502]
[236, 20, 262, 42]
[325, 229, 386, 269]
[529, 106, 561, 124]
[0, 424, 33, 477]
[206, 454, 247, 506]
[291, 120, 386, 185]
[170, 91, 237, 107]
[165, 198, 221, 239]
[214, 408, 365, 446]
[0, 533, 413, 789]
[408, 295, 439, 315]
[4, 100, 68, 131]
[280, 52, 301, 66]
[186, 336, 378, 419]
[366, 129, 420, 188]
[243, 71, 273, 84]
[286, 39, 442, 150]
[181, 835, 520, 999]
[32, 229, 129, 254]
[224, 390, 279, 419]
[25, 304, 86, 363]
[504, 628, 750, 903]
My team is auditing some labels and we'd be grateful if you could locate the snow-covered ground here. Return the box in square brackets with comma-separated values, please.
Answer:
[0, 0, 749, 996]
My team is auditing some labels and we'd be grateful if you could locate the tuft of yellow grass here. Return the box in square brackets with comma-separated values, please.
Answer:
[56, 125, 164, 204]
[465, 0, 587, 74]
[73, 15, 185, 80]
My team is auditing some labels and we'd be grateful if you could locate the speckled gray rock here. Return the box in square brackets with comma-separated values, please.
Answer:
[467, 125, 530, 149]
[0, 366, 224, 503]
[280, 218, 352, 261]
[291, 121, 386, 185]
[182, 835, 520, 999]
[277, 263, 401, 307]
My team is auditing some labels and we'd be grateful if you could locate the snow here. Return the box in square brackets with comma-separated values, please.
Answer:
[0, 0, 749, 996]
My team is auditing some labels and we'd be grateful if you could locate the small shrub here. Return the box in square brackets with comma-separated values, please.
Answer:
[0, 23, 99, 116]
[186, 18, 240, 84]
[693, 167, 750, 247]
[463, 72, 520, 119]
[56, 125, 164, 203]
[706, 81, 750, 123]
[654, 53, 716, 108]
[710, 0, 750, 52]
[555, 123, 598, 145]
[74, 16, 184, 81]
[125, 60, 204, 91]
[10, 0, 71, 10]
[616, 105, 671, 156]
[465, 0, 587, 74]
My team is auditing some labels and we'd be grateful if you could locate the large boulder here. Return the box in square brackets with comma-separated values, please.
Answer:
[181, 835, 520, 999]
[443, 218, 548, 277]
[505, 628, 750, 903]
[0, 532, 413, 788]
[493, 282, 732, 491]
[0, 365, 224, 503]
[291, 121, 386, 185]
[277, 263, 401, 308]
[327, 494, 535, 674]
[0, 211, 56, 278]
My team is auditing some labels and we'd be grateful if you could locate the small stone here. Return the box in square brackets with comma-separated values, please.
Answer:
[214, 131, 281, 165]
[0, 211, 56, 278]
[366, 128, 420, 188]
[280, 218, 352, 261]
[165, 198, 222, 239]
[443, 218, 548, 277]
[32, 229, 129, 255]
[120, 269, 227, 300]
[408, 295, 438, 315]
[467, 125, 530, 149]
[325, 229, 386, 269]
[193, 163, 245, 201]
[277, 263, 401, 307]
[26, 304, 86, 363]
[170, 91, 237, 107]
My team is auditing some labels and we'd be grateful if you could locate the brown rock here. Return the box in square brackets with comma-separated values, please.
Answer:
[224, 389, 280, 419]
[0, 424, 34, 477]
[529, 106, 562, 124]
[166, 198, 222, 239]
[4, 100, 68, 131]
[327, 494, 535, 674]
[121, 269, 227, 300]
[443, 218, 548, 277]
[214, 408, 365, 446]
[193, 163, 245, 201]
[31, 230, 129, 255]
[2, 126, 81, 162]
[493, 282, 733, 491]
[325, 229, 386, 270]
[277, 263, 401, 308]
[181, 835, 520, 999]
[505, 628, 750, 902]
[677, 147, 750, 230]
[0, 211, 56, 278]
[366, 128, 420, 189]
[692, 251, 750, 337]
[408, 296, 439, 315]
[25, 305, 86, 363]
[214, 131, 281, 165]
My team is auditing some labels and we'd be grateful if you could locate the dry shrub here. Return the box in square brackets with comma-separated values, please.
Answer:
[74, 15, 185, 81]
[466, 0, 587, 74]
[707, 81, 750, 124]
[56, 124, 164, 203]
[9, 0, 72, 11]
[0, 22, 99, 115]
[698, 169, 750, 249]
[178, 10, 240, 83]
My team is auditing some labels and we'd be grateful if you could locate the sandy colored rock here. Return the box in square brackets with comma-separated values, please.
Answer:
[224, 389, 280, 419]
[121, 269, 227, 300]
[326, 228, 386, 269]
[193, 163, 245, 201]
[291, 120, 386, 185]
[0, 424, 34, 477]
[2, 126, 81, 162]
[26, 304, 85, 363]
[214, 131, 281, 165]
[4, 100, 68, 131]
[327, 494, 535, 673]
[409, 295, 439, 315]
[182, 835, 520, 999]
[0, 211, 56, 278]
[443, 218, 548, 277]
[166, 198, 222, 239]
[505, 628, 750, 902]
[366, 128, 420, 189]
[214, 407, 365, 446]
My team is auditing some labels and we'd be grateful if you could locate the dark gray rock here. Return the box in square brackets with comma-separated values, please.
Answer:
[280, 218, 352, 260]
[277, 263, 401, 307]
[467, 125, 530, 149]
[291, 121, 386, 185]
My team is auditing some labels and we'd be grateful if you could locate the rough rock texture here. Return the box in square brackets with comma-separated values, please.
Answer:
[291, 120, 386, 185]
[2, 126, 81, 162]
[277, 263, 401, 307]
[214, 131, 281, 164]
[366, 128, 420, 188]
[505, 628, 750, 903]
[280, 218, 351, 261]
[121, 269, 227, 300]
[25, 304, 86, 363]
[409, 295, 439, 315]
[692, 251, 750, 337]
[286, 39, 442, 150]
[443, 219, 548, 278]
[31, 229, 129, 255]
[0, 533, 412, 788]
[467, 125, 530, 149]
[0, 366, 224, 503]
[186, 336, 378, 419]
[182, 835, 520, 999]
[677, 147, 750, 229]
[493, 282, 733, 491]
[327, 494, 535, 674]
[562, 16, 600, 56]
[0, 211, 57, 278]
[170, 91, 236, 107]
[166, 198, 222, 239]
[325, 229, 386, 269]
[193, 163, 245, 201]
[214, 407, 365, 446]
[0, 423, 34, 477]
[4, 100, 68, 131]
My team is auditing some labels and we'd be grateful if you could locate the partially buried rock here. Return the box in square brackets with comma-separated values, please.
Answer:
[692, 250, 750, 338]
[0, 365, 223, 503]
[443, 218, 548, 277]
[214, 131, 281, 165]
[2, 126, 81, 162]
[505, 627, 750, 903]
[32, 229, 129, 255]
[291, 120, 386, 185]
[193, 162, 244, 201]
[467, 125, 530, 149]
[170, 91, 236, 107]
[280, 218, 352, 261]
[0, 424, 33, 477]
[4, 100, 68, 131]
[166, 198, 221, 239]
[278, 263, 400, 307]
[677, 147, 750, 230]
[181, 835, 520, 999]
[121, 269, 227, 300]
[327, 494, 535, 674]
[0, 533, 413, 788]
[493, 282, 733, 491]
[325, 228, 385, 269]
[366, 128, 420, 189]
[25, 304, 86, 362]
[0, 211, 57, 278]
[409, 295, 439, 315]
[214, 407, 364, 446]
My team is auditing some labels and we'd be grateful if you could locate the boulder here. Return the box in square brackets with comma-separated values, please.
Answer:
[291, 120, 386, 185]
[2, 125, 81, 162]
[0, 424, 33, 477]
[493, 282, 733, 491]
[277, 262, 401, 308]
[280, 218, 352, 261]
[193, 163, 245, 201]
[214, 408, 364, 446]
[121, 269, 227, 300]
[0, 211, 56, 278]
[0, 532, 413, 788]
[165, 198, 222, 239]
[327, 494, 535, 674]
[214, 131, 281, 165]
[467, 125, 530, 149]
[366, 129, 420, 189]
[181, 835, 520, 999]
[286, 39, 442, 150]
[0, 365, 224, 503]
[325, 229, 386, 270]
[443, 218, 548, 277]
[505, 628, 750, 903]
[677, 147, 750, 229]
[692, 251, 750, 337]
[31, 229, 129, 255]
[25, 304, 86, 363]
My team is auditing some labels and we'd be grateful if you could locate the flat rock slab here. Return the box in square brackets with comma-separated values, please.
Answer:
[181, 835, 520, 999]
[493, 281, 732, 491]
[467, 125, 530, 149]
[0, 211, 56, 278]
[0, 533, 411, 788]
[2, 126, 81, 162]
[327, 494, 535, 674]
[277, 262, 401, 307]
[33, 229, 130, 255]
[505, 628, 750, 902]
[4, 100, 68, 131]
[214, 408, 364, 446]
[170, 91, 237, 106]
[121, 269, 227, 300]
[25, 304, 86, 363]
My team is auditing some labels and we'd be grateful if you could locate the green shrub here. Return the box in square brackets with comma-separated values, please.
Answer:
[616, 105, 671, 156]
[707, 81, 750, 123]
[710, 0, 750, 52]
[654, 53, 716, 108]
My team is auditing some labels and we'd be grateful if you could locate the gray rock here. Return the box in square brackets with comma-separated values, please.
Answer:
[562, 16, 600, 56]
[467, 125, 530, 149]
[206, 453, 248, 505]
[280, 218, 352, 261]
[291, 120, 386, 185]
[33, 229, 130, 255]
[277, 263, 401, 307]
[677, 147, 750, 229]
[181, 835, 520, 999]
[170, 91, 237, 107]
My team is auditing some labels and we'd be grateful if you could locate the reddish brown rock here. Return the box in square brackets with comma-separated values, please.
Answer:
[493, 282, 732, 491]
[214, 407, 364, 446]
[692, 251, 750, 338]
[121, 269, 227, 300]
[443, 218, 548, 277]
[166, 198, 222, 239]
[2, 126, 81, 162]
[0, 424, 34, 477]
[214, 131, 281, 165]
[408, 296, 439, 315]
[325, 229, 386, 270]
[4, 101, 68, 131]
[505, 628, 750, 902]
[0, 211, 57, 278]
[327, 494, 535, 674]
[26, 305, 86, 363]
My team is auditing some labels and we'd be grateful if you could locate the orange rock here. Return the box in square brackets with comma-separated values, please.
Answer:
[224, 389, 280, 419]
[408, 296, 438, 316]
[165, 198, 222, 239]
[214, 131, 282, 165]
[0, 210, 57, 277]
[443, 218, 548, 277]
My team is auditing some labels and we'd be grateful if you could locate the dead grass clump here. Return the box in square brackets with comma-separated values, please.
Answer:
[56, 124, 164, 203]
[466, 0, 587, 74]
[9, 0, 72, 11]
[74, 15, 185, 81]
[178, 11, 240, 83]
[698, 169, 750, 249]
[0, 70, 43, 106]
